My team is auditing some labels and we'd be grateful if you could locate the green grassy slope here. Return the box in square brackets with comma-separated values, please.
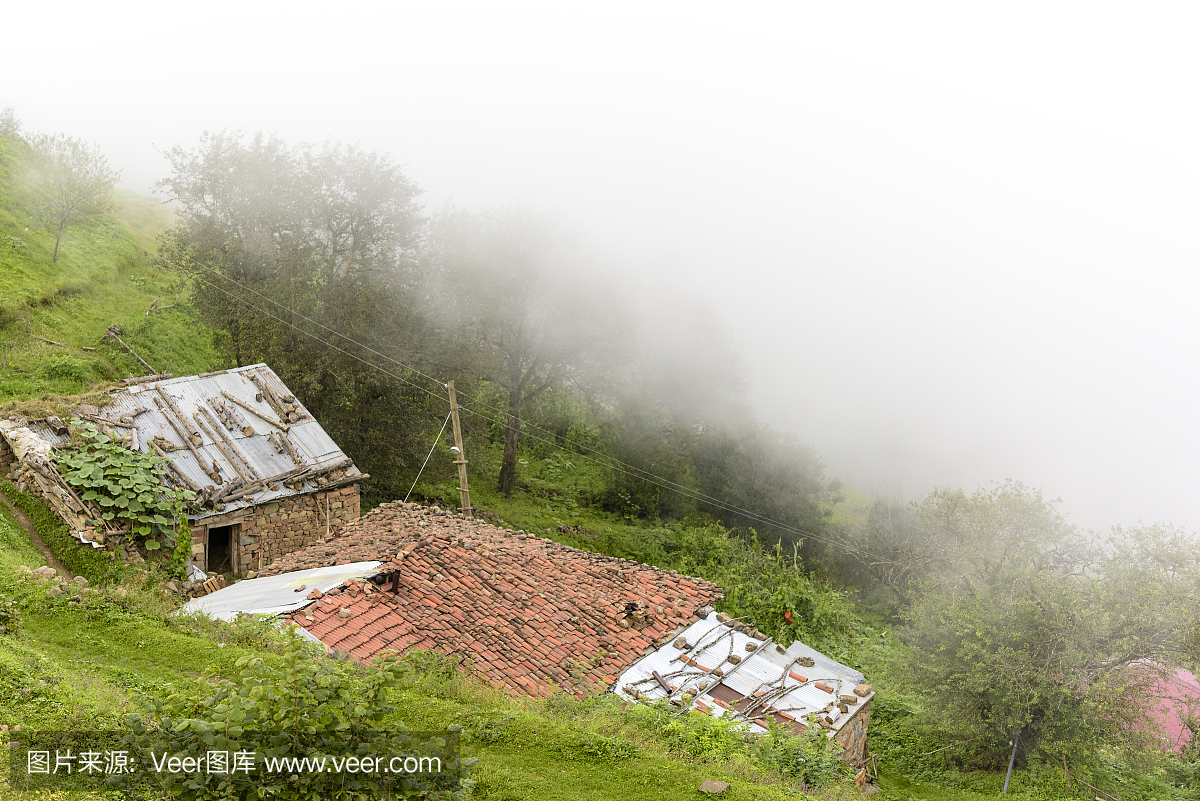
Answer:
[0, 132, 225, 402]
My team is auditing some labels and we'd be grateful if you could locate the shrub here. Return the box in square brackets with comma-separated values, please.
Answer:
[754, 722, 850, 788]
[116, 633, 477, 800]
[0, 591, 20, 634]
[35, 353, 92, 385]
[55, 422, 193, 542]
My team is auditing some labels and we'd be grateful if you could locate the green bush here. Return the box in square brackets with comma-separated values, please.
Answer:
[116, 633, 477, 800]
[754, 722, 851, 788]
[55, 422, 193, 542]
[627, 700, 752, 763]
[0, 591, 20, 634]
[1, 482, 127, 586]
[166, 610, 294, 650]
[0, 646, 61, 708]
[35, 353, 93, 385]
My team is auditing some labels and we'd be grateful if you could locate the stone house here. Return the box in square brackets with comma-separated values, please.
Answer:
[0, 364, 365, 575]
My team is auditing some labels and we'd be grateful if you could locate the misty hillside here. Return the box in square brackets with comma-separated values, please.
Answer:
[2, 115, 1199, 801]
[0, 132, 225, 400]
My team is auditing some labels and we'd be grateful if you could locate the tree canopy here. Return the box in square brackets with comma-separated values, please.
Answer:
[156, 129, 842, 539]
[896, 481, 1199, 765]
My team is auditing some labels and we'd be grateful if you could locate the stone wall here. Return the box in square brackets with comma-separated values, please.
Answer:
[190, 483, 361, 575]
[0, 436, 13, 472]
[833, 699, 871, 765]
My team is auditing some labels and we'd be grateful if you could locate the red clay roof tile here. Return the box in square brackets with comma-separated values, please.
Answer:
[267, 501, 722, 696]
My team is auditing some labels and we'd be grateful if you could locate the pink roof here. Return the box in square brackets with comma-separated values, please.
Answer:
[1149, 667, 1200, 752]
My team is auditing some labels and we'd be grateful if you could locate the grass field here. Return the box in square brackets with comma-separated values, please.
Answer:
[0, 133, 225, 402]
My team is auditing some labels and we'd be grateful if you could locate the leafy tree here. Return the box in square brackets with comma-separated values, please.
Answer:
[25, 132, 120, 261]
[0, 106, 20, 138]
[428, 206, 628, 496]
[897, 481, 1199, 765]
[156, 131, 439, 504]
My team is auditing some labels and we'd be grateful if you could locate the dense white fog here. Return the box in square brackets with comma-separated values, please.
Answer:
[6, 1, 1199, 530]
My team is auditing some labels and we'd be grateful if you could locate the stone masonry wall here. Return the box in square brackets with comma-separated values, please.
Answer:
[833, 700, 871, 765]
[191, 484, 361, 575]
[0, 437, 13, 473]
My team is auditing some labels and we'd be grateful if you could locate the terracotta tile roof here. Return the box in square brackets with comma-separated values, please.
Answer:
[271, 501, 723, 695]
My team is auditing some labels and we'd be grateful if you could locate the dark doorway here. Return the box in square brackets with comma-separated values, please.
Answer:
[207, 525, 232, 574]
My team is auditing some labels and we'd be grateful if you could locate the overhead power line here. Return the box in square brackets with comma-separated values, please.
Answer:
[12, 171, 886, 563]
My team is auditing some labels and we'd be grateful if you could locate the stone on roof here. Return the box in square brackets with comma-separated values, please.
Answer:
[274, 501, 723, 695]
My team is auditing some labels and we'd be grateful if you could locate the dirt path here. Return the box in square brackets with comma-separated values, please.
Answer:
[0, 492, 72, 578]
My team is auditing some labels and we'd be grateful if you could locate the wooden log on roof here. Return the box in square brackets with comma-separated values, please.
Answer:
[287, 457, 354, 489]
[153, 396, 219, 481]
[117, 406, 150, 425]
[251, 370, 309, 422]
[207, 397, 234, 431]
[154, 385, 202, 447]
[218, 481, 265, 503]
[121, 373, 172, 385]
[196, 407, 259, 480]
[192, 413, 252, 485]
[212, 476, 249, 503]
[209, 397, 253, 436]
[219, 390, 289, 431]
[149, 439, 202, 492]
[248, 373, 287, 419]
[277, 431, 308, 470]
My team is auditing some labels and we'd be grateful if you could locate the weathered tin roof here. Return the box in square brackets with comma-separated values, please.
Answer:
[22, 364, 364, 520]
[613, 612, 871, 737]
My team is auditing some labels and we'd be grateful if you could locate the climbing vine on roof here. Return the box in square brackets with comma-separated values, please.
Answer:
[53, 422, 194, 547]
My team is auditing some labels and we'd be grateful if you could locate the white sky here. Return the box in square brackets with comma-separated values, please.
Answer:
[5, 1, 1199, 530]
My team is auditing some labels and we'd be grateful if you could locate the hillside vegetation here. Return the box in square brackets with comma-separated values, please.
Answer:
[0, 117, 1198, 801]
[0, 131, 224, 403]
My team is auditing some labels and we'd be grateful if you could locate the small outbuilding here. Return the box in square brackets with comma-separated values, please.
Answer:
[0, 364, 366, 575]
[613, 613, 874, 764]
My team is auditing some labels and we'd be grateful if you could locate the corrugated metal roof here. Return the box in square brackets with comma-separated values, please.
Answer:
[176, 560, 383, 621]
[613, 612, 871, 737]
[21, 364, 364, 520]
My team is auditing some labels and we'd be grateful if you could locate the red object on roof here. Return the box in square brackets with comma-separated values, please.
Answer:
[274, 501, 723, 696]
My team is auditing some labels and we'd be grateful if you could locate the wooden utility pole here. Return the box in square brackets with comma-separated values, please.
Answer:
[447, 381, 472, 516]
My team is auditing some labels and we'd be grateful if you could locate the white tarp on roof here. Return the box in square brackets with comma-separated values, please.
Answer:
[177, 561, 382, 621]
